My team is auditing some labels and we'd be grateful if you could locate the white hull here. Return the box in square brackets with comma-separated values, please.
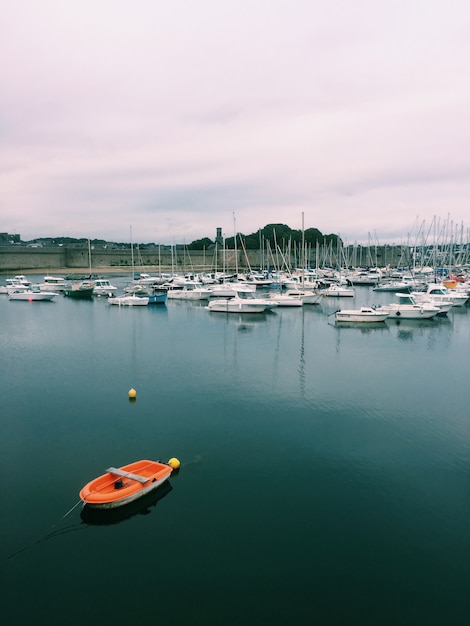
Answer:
[411, 292, 468, 308]
[410, 284, 469, 307]
[93, 280, 118, 296]
[167, 288, 212, 300]
[335, 307, 388, 322]
[8, 290, 57, 301]
[373, 282, 411, 293]
[284, 289, 322, 304]
[1, 276, 32, 293]
[209, 283, 256, 297]
[85, 474, 171, 509]
[272, 295, 303, 307]
[38, 276, 68, 291]
[396, 294, 452, 316]
[207, 298, 267, 313]
[108, 296, 149, 306]
[320, 286, 355, 297]
[376, 304, 439, 319]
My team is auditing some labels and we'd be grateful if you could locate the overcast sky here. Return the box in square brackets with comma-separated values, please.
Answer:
[1, 0, 469, 245]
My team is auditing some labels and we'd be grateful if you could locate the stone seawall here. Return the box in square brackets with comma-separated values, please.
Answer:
[0, 245, 406, 273]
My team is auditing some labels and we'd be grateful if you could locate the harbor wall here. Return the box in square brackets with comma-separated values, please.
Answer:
[0, 245, 406, 273]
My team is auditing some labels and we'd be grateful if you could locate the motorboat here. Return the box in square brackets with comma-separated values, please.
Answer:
[8, 286, 57, 301]
[396, 293, 452, 316]
[166, 284, 212, 300]
[346, 270, 381, 286]
[373, 281, 411, 293]
[270, 292, 303, 307]
[108, 295, 149, 306]
[38, 275, 68, 292]
[134, 273, 161, 285]
[206, 295, 268, 313]
[284, 289, 323, 305]
[208, 282, 256, 297]
[319, 284, 355, 297]
[123, 283, 167, 304]
[411, 285, 469, 307]
[93, 279, 118, 296]
[81, 480, 173, 525]
[123, 283, 150, 295]
[243, 271, 274, 287]
[374, 302, 440, 319]
[64, 280, 94, 299]
[146, 288, 168, 305]
[235, 292, 279, 310]
[0, 275, 32, 294]
[335, 307, 389, 323]
[79, 459, 174, 509]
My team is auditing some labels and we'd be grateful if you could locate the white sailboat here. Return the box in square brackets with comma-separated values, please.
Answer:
[108, 227, 149, 306]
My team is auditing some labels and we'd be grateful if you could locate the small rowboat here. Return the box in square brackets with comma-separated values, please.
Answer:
[79, 459, 173, 509]
[81, 480, 173, 525]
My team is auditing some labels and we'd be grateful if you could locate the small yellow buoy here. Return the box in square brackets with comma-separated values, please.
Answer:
[168, 457, 181, 470]
[128, 388, 137, 399]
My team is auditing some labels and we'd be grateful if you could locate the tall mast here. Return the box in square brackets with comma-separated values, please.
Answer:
[130, 226, 134, 277]
[301, 212, 305, 287]
[233, 212, 239, 275]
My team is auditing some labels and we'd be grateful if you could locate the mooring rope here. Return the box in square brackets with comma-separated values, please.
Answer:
[7, 499, 86, 560]
[53, 498, 84, 527]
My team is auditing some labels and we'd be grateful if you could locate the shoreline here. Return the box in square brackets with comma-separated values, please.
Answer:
[0, 266, 172, 277]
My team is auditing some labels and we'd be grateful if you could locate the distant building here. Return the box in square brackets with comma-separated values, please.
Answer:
[215, 227, 223, 247]
[0, 232, 21, 245]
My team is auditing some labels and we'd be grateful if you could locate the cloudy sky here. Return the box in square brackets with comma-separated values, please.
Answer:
[1, 0, 469, 245]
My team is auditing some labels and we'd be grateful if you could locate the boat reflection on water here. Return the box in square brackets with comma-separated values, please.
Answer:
[80, 480, 173, 526]
[333, 321, 391, 333]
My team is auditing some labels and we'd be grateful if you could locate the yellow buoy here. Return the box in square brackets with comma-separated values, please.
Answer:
[168, 457, 181, 470]
[128, 388, 137, 399]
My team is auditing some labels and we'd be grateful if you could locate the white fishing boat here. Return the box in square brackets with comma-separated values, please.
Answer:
[93, 279, 118, 296]
[335, 307, 389, 323]
[38, 275, 68, 292]
[8, 286, 57, 301]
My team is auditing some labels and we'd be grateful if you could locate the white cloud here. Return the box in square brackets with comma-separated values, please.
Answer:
[1, 0, 469, 244]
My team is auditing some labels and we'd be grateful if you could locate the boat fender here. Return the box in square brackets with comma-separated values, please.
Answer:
[396, 311, 401, 316]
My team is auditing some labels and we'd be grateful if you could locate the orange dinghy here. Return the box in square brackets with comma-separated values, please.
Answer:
[79, 459, 173, 509]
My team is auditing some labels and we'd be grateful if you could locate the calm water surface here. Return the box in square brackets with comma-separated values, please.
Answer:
[1, 277, 469, 625]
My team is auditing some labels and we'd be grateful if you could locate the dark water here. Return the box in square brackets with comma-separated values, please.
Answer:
[1, 277, 469, 625]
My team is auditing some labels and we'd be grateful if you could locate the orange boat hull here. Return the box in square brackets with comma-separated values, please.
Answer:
[79, 459, 173, 509]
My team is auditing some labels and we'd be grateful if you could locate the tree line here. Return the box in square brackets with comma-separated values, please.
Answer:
[26, 224, 341, 250]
